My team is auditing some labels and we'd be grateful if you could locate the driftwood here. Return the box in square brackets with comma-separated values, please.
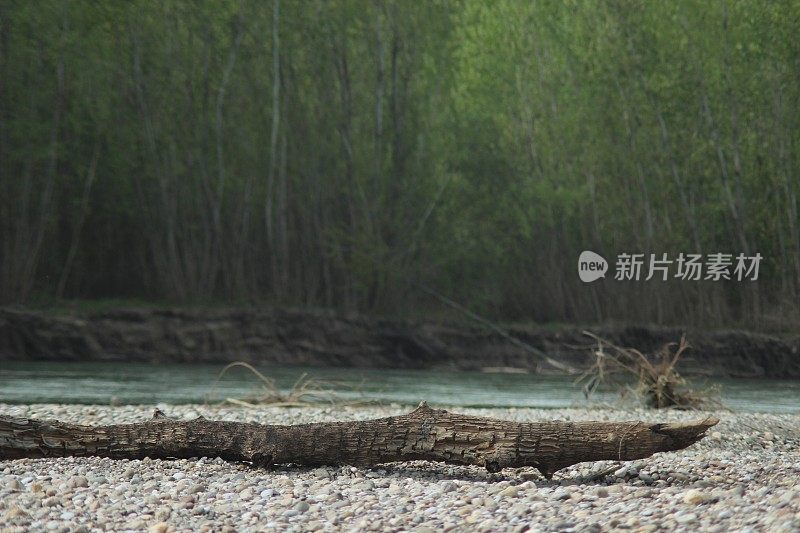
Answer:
[0, 403, 718, 478]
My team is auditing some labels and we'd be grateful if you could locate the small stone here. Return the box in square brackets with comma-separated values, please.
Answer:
[6, 477, 22, 490]
[4, 506, 29, 519]
[440, 481, 457, 493]
[552, 489, 571, 501]
[682, 489, 710, 505]
[312, 468, 330, 479]
[69, 476, 89, 488]
[239, 488, 254, 500]
[675, 513, 698, 524]
[613, 466, 628, 478]
[293, 501, 310, 513]
[500, 486, 520, 498]
[595, 488, 609, 498]
[43, 496, 60, 507]
[638, 472, 654, 483]
[149, 523, 169, 533]
[671, 472, 689, 482]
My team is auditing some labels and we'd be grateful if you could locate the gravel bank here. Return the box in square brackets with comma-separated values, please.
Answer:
[1, 404, 798, 532]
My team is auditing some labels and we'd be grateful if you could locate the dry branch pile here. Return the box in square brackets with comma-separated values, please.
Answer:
[578, 332, 722, 409]
[205, 362, 339, 407]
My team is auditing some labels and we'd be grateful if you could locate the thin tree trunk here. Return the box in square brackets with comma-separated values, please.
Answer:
[702, 94, 749, 256]
[774, 83, 800, 299]
[374, 2, 385, 198]
[21, 59, 64, 302]
[0, 404, 717, 479]
[330, 27, 359, 310]
[277, 127, 289, 294]
[615, 81, 654, 248]
[55, 138, 101, 298]
[131, 33, 185, 300]
[213, 21, 243, 297]
[265, 0, 281, 299]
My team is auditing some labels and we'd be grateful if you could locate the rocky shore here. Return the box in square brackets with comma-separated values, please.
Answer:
[2, 307, 799, 378]
[1, 404, 798, 532]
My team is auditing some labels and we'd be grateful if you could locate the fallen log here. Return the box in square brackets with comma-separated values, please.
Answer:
[0, 403, 718, 478]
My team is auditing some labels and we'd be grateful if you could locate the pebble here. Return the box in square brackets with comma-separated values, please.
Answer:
[312, 468, 330, 479]
[293, 501, 310, 512]
[682, 489, 711, 505]
[4, 506, 28, 519]
[552, 488, 571, 501]
[500, 485, 520, 497]
[638, 472, 654, 483]
[68, 476, 88, 488]
[0, 403, 796, 532]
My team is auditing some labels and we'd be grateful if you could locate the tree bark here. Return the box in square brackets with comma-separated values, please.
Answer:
[0, 403, 717, 479]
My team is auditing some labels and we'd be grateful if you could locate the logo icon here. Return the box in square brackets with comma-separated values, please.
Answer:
[578, 251, 608, 283]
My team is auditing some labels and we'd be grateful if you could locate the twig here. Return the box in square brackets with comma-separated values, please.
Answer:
[414, 283, 578, 374]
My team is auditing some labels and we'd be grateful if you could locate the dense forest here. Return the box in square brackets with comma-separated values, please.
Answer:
[1, 0, 799, 330]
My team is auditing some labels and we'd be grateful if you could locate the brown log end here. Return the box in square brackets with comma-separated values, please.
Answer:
[649, 417, 719, 451]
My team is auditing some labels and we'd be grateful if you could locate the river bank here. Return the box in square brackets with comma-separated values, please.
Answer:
[1, 404, 798, 532]
[2, 307, 799, 378]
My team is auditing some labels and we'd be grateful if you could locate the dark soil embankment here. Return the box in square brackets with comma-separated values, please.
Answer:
[0, 307, 797, 378]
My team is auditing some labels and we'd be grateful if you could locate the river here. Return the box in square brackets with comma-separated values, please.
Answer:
[0, 361, 797, 413]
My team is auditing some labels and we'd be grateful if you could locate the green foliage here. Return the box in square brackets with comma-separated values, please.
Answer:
[0, 0, 797, 329]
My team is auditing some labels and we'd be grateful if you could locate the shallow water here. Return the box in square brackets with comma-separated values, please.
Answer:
[0, 361, 797, 413]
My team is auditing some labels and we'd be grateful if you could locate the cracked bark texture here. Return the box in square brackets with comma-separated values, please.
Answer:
[0, 403, 718, 478]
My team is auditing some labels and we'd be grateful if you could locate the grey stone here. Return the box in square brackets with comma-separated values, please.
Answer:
[552, 489, 571, 501]
[293, 500, 310, 513]
[675, 513, 698, 524]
